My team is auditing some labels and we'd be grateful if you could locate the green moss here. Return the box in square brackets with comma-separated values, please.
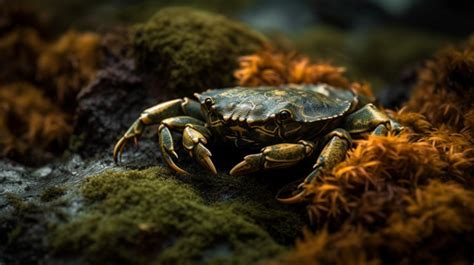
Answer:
[40, 186, 66, 202]
[4, 193, 29, 210]
[133, 7, 266, 95]
[50, 167, 286, 265]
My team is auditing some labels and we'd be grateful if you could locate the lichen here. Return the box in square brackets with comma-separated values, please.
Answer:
[133, 7, 266, 95]
[50, 167, 287, 265]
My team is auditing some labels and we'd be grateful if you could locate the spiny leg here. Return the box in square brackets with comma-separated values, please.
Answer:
[182, 124, 217, 175]
[277, 129, 352, 204]
[229, 140, 316, 176]
[113, 97, 201, 162]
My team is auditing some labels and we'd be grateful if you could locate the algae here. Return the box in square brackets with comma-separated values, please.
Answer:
[133, 7, 266, 95]
[51, 167, 289, 265]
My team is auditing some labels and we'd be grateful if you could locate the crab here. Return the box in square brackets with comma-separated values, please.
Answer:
[113, 84, 402, 203]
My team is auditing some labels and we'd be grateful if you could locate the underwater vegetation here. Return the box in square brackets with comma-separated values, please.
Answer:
[134, 7, 266, 96]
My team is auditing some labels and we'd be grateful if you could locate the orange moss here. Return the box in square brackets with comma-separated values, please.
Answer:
[37, 30, 101, 105]
[383, 180, 474, 252]
[406, 37, 474, 138]
[271, 181, 474, 265]
[0, 83, 72, 161]
[388, 109, 433, 135]
[268, 227, 380, 265]
[0, 28, 45, 83]
[234, 50, 366, 92]
[303, 133, 446, 223]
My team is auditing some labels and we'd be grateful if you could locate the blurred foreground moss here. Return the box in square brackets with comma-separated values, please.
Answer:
[133, 7, 266, 95]
[50, 167, 289, 264]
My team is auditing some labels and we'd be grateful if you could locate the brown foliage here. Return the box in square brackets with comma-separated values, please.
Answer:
[0, 28, 45, 83]
[304, 133, 446, 224]
[0, 14, 101, 161]
[0, 83, 72, 161]
[235, 50, 369, 91]
[406, 37, 474, 139]
[37, 30, 101, 105]
[271, 180, 474, 265]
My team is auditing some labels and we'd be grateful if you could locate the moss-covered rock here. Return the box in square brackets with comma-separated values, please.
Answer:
[133, 7, 266, 96]
[50, 167, 287, 265]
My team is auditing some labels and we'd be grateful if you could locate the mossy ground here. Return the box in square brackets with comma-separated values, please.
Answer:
[50, 166, 304, 265]
[133, 7, 266, 95]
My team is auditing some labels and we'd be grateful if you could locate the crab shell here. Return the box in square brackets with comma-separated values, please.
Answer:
[194, 84, 358, 149]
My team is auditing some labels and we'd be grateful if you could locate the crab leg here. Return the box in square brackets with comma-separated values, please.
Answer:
[158, 116, 205, 175]
[277, 129, 352, 204]
[341, 103, 403, 135]
[229, 140, 315, 176]
[113, 97, 202, 162]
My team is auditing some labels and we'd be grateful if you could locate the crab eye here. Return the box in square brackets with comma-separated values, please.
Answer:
[278, 110, 291, 120]
[204, 97, 215, 106]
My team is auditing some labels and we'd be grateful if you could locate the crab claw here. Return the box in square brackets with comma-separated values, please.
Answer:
[113, 119, 144, 163]
[276, 180, 309, 204]
[113, 136, 138, 163]
[193, 143, 217, 175]
[229, 154, 260, 176]
[159, 125, 190, 175]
